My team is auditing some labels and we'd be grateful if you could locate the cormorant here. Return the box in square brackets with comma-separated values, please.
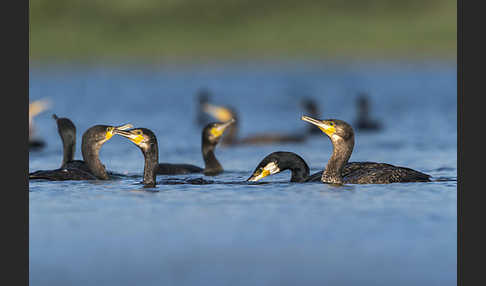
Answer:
[114, 119, 233, 182]
[202, 103, 306, 146]
[247, 116, 430, 184]
[157, 119, 235, 175]
[29, 119, 133, 181]
[112, 127, 160, 186]
[114, 127, 225, 186]
[354, 93, 382, 131]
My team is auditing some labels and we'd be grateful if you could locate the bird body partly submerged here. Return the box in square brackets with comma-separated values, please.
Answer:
[29, 115, 132, 181]
[248, 151, 430, 184]
[29, 159, 125, 181]
[306, 162, 430, 184]
[157, 163, 203, 175]
[29, 164, 98, 181]
[155, 119, 234, 176]
[247, 116, 430, 185]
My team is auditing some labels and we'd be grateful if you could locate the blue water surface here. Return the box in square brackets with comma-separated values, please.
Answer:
[29, 60, 457, 286]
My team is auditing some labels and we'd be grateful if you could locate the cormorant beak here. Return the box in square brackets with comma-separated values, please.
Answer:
[203, 103, 234, 122]
[301, 115, 336, 136]
[247, 169, 270, 182]
[106, 124, 134, 140]
[210, 118, 235, 138]
[113, 128, 145, 146]
[115, 123, 134, 131]
[247, 162, 280, 182]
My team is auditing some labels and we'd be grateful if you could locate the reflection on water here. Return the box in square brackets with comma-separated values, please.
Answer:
[29, 61, 456, 286]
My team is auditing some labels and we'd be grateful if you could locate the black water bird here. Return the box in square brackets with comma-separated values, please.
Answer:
[112, 127, 160, 186]
[114, 127, 219, 187]
[354, 93, 382, 131]
[247, 116, 430, 184]
[114, 119, 234, 186]
[29, 116, 132, 181]
[115, 128, 159, 187]
[203, 103, 307, 146]
[157, 119, 235, 175]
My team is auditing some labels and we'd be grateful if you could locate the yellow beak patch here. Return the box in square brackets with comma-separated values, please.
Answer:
[130, 134, 144, 145]
[210, 127, 224, 138]
[105, 128, 115, 140]
[319, 123, 336, 136]
[251, 169, 270, 181]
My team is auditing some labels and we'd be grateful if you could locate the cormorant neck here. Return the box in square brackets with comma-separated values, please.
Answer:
[202, 140, 222, 175]
[322, 136, 354, 184]
[61, 136, 76, 168]
[278, 154, 310, 182]
[289, 163, 310, 182]
[81, 139, 109, 180]
[143, 144, 159, 186]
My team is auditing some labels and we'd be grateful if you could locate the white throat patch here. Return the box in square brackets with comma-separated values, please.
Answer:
[264, 162, 280, 175]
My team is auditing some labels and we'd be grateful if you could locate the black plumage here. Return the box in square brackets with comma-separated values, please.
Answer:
[29, 115, 131, 181]
[156, 119, 234, 176]
[247, 116, 430, 184]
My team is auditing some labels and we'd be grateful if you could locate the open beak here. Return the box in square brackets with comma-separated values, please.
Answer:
[106, 123, 134, 140]
[203, 103, 234, 122]
[113, 128, 144, 145]
[301, 115, 335, 136]
[115, 123, 133, 131]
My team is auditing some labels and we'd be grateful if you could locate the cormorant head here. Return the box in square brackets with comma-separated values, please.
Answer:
[203, 119, 235, 145]
[83, 123, 133, 146]
[247, 151, 310, 182]
[247, 156, 281, 182]
[301, 116, 354, 142]
[113, 127, 157, 154]
[202, 103, 237, 122]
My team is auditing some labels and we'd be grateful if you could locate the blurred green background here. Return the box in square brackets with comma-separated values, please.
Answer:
[30, 0, 456, 63]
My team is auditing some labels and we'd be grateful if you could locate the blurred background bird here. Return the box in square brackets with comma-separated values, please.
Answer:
[29, 98, 50, 150]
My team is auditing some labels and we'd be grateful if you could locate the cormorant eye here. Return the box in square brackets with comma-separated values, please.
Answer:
[330, 122, 335, 126]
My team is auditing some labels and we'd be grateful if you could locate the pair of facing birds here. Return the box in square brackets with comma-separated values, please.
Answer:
[29, 112, 431, 187]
